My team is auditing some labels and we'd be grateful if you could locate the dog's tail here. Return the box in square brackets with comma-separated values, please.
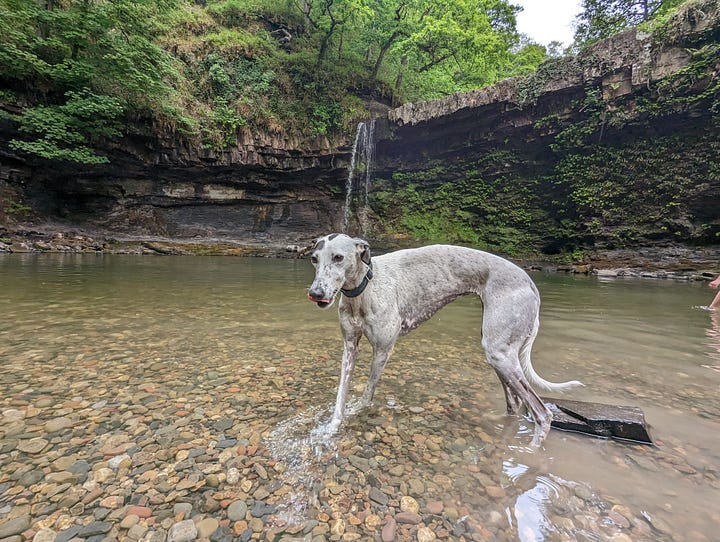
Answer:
[519, 314, 584, 392]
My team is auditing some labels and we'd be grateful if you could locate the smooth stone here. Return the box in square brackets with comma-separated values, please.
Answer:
[46, 472, 77, 484]
[394, 512, 422, 525]
[426, 501, 443, 514]
[399, 496, 419, 514]
[249, 502, 276, 518]
[45, 417, 73, 433]
[127, 506, 152, 519]
[16, 438, 48, 454]
[330, 519, 345, 536]
[120, 515, 140, 529]
[167, 520, 197, 542]
[173, 503, 193, 519]
[78, 521, 113, 537]
[55, 525, 83, 542]
[226, 468, 240, 485]
[226, 501, 248, 522]
[108, 454, 131, 470]
[416, 527, 436, 542]
[2, 409, 25, 422]
[368, 487, 389, 506]
[0, 515, 31, 538]
[128, 524, 148, 540]
[196, 518, 219, 539]
[381, 518, 397, 542]
[33, 529, 57, 542]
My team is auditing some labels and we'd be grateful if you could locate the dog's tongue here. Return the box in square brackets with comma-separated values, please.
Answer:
[307, 293, 330, 306]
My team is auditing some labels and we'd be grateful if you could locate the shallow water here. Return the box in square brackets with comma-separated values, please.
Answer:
[1, 253, 719, 541]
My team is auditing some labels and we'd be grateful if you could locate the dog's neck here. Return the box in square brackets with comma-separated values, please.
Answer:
[341, 262, 373, 298]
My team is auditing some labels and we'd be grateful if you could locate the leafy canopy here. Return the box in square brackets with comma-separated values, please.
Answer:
[0, 0, 552, 162]
[571, 0, 686, 48]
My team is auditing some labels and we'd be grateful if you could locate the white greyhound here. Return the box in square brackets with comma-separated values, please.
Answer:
[307, 233, 582, 446]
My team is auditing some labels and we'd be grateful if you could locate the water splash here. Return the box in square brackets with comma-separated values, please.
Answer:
[265, 406, 337, 525]
[265, 398, 365, 525]
[342, 120, 376, 234]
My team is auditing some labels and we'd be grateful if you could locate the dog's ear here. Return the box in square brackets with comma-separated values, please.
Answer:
[354, 238, 371, 265]
[298, 237, 321, 257]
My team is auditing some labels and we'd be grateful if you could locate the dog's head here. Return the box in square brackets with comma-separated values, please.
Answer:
[307, 233, 371, 309]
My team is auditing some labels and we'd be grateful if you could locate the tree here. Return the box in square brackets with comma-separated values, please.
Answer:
[572, 0, 684, 48]
[356, 0, 521, 100]
[7, 90, 123, 164]
[293, 0, 371, 62]
[0, 0, 182, 162]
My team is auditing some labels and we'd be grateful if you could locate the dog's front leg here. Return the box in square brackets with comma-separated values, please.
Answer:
[327, 336, 360, 432]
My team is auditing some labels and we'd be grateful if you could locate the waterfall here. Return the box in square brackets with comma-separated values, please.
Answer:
[342, 119, 375, 233]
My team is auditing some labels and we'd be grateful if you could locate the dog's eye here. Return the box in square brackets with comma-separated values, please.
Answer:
[332, 254, 344, 263]
[310, 256, 318, 264]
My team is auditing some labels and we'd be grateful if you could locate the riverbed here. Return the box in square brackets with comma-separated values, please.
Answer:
[1, 254, 719, 542]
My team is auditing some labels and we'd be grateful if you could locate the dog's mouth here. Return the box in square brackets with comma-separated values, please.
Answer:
[307, 292, 335, 309]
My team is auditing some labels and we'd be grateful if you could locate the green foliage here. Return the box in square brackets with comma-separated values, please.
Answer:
[370, 157, 550, 256]
[8, 89, 123, 164]
[571, 0, 686, 50]
[0, 0, 186, 160]
[0, 0, 550, 159]
[4, 200, 32, 216]
[200, 99, 247, 149]
[0, 0, 181, 105]
[553, 133, 720, 245]
[310, 102, 342, 136]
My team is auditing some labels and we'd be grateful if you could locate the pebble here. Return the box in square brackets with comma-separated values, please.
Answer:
[381, 518, 397, 542]
[395, 512, 422, 525]
[16, 439, 48, 454]
[44, 417, 73, 433]
[0, 516, 31, 538]
[167, 520, 197, 542]
[400, 496, 420, 514]
[227, 501, 248, 522]
[196, 518, 219, 538]
[416, 526, 436, 542]
[32, 529, 56, 542]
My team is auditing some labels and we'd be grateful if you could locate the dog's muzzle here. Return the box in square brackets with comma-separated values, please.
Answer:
[307, 287, 334, 308]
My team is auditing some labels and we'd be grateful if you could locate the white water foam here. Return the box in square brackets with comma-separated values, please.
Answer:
[265, 398, 365, 525]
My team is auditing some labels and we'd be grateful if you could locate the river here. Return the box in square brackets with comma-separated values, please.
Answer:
[0, 253, 718, 542]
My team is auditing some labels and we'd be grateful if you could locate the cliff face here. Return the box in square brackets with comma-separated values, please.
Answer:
[0, 121, 354, 242]
[1, 0, 719, 255]
[368, 0, 720, 255]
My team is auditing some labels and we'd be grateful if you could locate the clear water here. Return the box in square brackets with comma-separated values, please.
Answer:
[1, 253, 719, 541]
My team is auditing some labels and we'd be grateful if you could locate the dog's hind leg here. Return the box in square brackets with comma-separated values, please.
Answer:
[491, 362, 552, 446]
[481, 292, 552, 446]
[501, 380, 523, 415]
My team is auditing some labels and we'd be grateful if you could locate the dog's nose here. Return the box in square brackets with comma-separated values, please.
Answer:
[308, 286, 325, 301]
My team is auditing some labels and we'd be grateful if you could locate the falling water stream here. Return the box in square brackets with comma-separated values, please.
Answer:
[342, 120, 376, 234]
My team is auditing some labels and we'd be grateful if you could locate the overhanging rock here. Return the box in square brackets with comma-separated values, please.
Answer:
[543, 397, 653, 444]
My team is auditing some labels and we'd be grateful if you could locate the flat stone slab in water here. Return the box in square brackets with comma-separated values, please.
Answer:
[543, 397, 653, 444]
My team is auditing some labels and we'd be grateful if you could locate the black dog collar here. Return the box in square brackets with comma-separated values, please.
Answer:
[340, 264, 373, 298]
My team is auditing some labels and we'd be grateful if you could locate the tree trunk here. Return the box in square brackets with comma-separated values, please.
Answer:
[371, 31, 402, 80]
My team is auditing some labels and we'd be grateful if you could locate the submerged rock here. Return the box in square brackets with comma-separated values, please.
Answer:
[544, 397, 653, 444]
